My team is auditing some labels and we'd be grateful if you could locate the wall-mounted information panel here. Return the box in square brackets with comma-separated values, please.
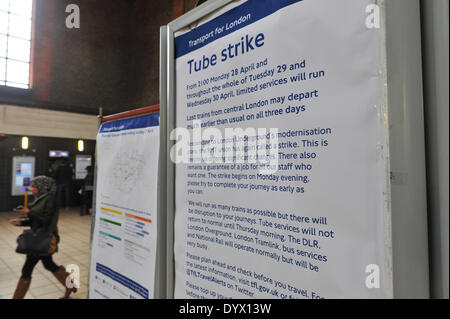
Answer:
[76, 155, 92, 180]
[11, 156, 35, 196]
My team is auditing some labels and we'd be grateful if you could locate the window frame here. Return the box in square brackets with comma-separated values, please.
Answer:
[0, 0, 34, 90]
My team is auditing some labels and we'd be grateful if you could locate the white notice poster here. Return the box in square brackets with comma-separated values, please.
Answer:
[173, 0, 390, 298]
[89, 113, 160, 299]
[75, 155, 92, 180]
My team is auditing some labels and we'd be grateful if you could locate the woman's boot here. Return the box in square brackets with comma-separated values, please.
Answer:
[12, 277, 31, 299]
[52, 266, 77, 299]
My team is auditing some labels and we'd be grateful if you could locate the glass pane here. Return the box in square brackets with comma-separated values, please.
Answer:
[6, 59, 29, 84]
[8, 14, 31, 39]
[0, 11, 8, 34]
[9, 0, 32, 18]
[0, 0, 9, 12]
[6, 81, 28, 89]
[0, 57, 5, 80]
[7, 36, 30, 61]
[0, 34, 6, 57]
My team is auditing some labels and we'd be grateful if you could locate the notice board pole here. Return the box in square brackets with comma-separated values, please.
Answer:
[87, 110, 103, 299]
[384, 0, 429, 298]
[160, 25, 169, 299]
[421, 0, 449, 299]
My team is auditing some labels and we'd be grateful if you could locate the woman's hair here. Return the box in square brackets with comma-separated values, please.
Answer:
[31, 176, 56, 196]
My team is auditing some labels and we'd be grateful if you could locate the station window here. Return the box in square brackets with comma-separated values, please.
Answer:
[0, 0, 33, 89]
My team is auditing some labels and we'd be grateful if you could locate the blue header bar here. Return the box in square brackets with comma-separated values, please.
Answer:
[175, 0, 303, 58]
[96, 263, 149, 299]
[99, 113, 160, 133]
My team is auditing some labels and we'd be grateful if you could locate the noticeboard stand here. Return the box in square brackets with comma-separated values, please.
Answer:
[160, 25, 169, 299]
[87, 104, 163, 299]
[161, 0, 429, 299]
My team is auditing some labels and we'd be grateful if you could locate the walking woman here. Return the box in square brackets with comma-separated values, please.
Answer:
[8, 176, 77, 299]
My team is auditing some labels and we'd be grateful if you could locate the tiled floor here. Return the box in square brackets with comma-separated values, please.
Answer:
[0, 208, 92, 299]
